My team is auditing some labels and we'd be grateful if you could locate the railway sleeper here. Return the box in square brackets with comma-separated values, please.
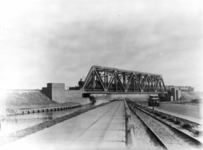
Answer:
[127, 103, 168, 150]
[132, 103, 203, 146]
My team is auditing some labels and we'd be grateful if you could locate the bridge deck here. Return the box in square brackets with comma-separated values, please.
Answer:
[2, 101, 126, 150]
[83, 91, 166, 94]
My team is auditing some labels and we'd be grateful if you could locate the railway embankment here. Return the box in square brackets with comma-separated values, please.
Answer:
[0, 90, 113, 117]
[0, 90, 81, 117]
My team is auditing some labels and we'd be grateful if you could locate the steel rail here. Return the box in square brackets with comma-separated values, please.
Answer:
[136, 102, 200, 127]
[128, 103, 168, 150]
[129, 101, 203, 147]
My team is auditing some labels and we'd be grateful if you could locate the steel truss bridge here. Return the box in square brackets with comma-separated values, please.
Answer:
[81, 66, 167, 95]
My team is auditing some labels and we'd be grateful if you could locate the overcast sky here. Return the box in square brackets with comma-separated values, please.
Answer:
[0, 0, 203, 91]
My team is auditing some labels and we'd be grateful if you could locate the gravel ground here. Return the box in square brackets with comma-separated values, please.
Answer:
[135, 108, 201, 150]
[130, 112, 163, 150]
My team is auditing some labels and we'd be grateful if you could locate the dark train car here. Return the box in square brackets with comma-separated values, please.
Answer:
[148, 95, 160, 106]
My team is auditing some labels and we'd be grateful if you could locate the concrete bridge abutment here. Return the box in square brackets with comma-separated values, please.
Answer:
[42, 83, 91, 105]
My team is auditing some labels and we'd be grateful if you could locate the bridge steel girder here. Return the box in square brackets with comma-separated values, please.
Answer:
[81, 65, 167, 94]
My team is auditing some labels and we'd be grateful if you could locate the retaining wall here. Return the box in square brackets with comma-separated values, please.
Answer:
[42, 83, 91, 105]
[16, 104, 81, 115]
[65, 90, 91, 105]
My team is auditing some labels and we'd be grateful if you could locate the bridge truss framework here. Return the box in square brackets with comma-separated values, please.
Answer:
[82, 66, 167, 94]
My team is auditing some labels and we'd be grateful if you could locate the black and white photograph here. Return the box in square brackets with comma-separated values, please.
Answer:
[0, 0, 203, 149]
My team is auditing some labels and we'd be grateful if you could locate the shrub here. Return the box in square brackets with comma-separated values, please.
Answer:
[182, 123, 192, 129]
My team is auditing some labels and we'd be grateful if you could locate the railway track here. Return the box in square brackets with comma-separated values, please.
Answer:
[132, 101, 202, 139]
[136, 102, 201, 133]
[126, 99, 202, 150]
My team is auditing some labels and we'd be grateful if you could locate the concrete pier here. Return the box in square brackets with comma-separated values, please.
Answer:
[1, 101, 126, 150]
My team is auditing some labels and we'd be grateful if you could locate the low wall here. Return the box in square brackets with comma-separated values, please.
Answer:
[65, 90, 91, 105]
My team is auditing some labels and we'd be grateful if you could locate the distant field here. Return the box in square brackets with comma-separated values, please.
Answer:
[180, 91, 202, 101]
[131, 100, 202, 119]
[128, 91, 203, 119]
[159, 103, 202, 119]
